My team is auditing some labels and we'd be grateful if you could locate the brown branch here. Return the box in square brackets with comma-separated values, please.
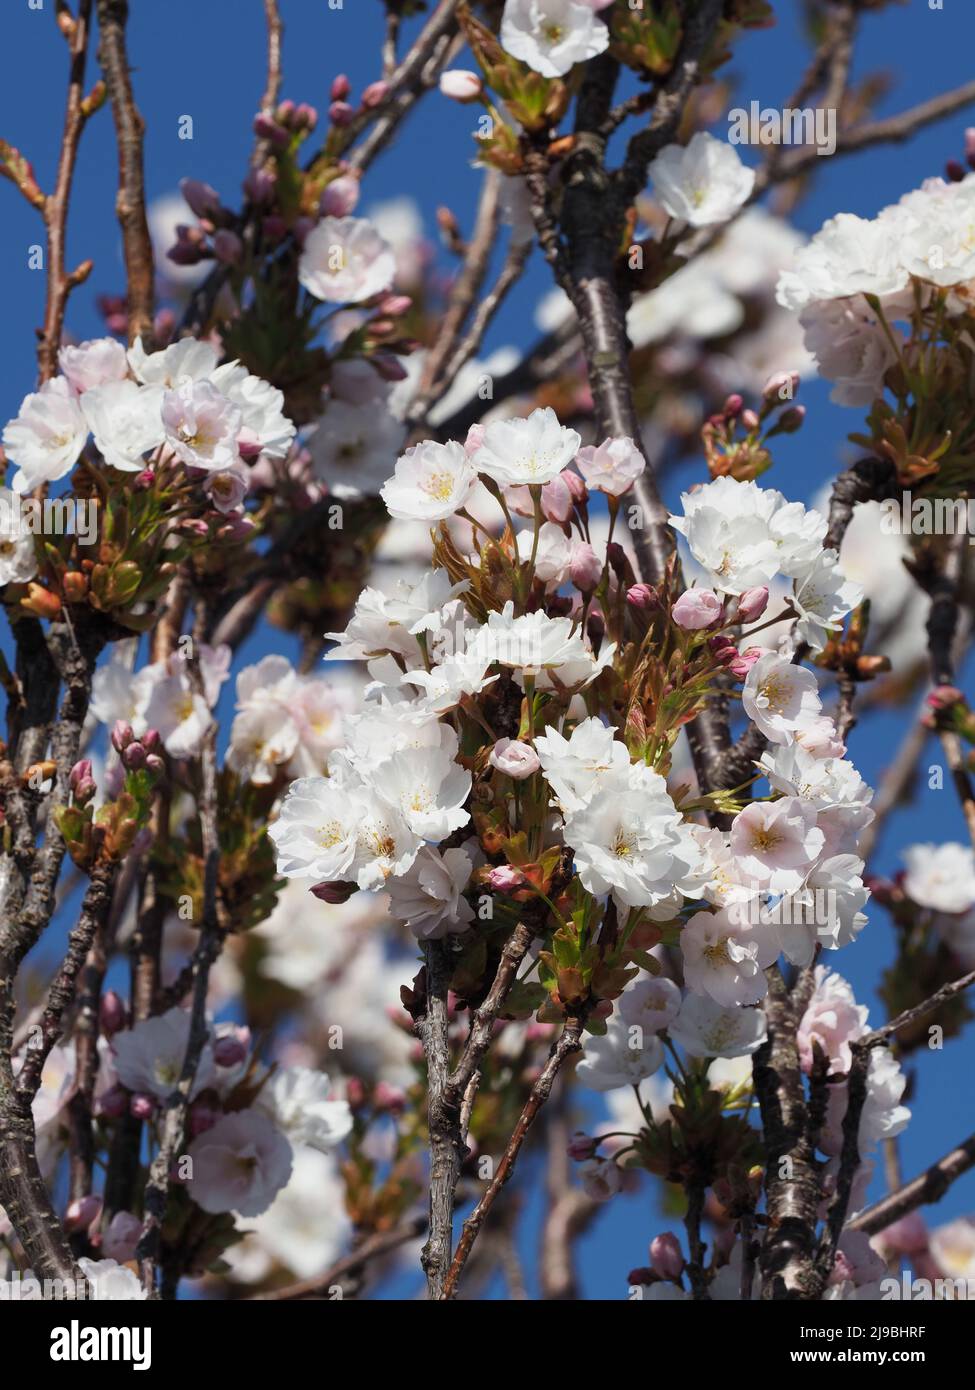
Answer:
[753, 965, 823, 1299]
[441, 1013, 585, 1300]
[136, 649, 223, 1294]
[260, 0, 283, 113]
[95, 0, 154, 345]
[37, 0, 97, 382]
[448, 921, 535, 1105]
[850, 1133, 975, 1237]
[817, 969, 975, 1276]
[15, 858, 119, 1101]
[406, 169, 503, 430]
[415, 938, 464, 1300]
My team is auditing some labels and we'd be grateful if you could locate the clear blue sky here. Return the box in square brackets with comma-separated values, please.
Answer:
[1, 0, 973, 1297]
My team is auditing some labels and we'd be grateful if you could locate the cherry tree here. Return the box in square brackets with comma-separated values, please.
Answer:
[1, 0, 975, 1307]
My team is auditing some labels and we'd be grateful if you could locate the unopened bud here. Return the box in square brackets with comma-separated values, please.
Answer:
[626, 583, 658, 611]
[439, 70, 484, 104]
[111, 720, 134, 753]
[65, 1195, 103, 1234]
[179, 177, 222, 220]
[570, 541, 602, 594]
[650, 1232, 685, 1280]
[360, 81, 388, 110]
[129, 1092, 155, 1121]
[737, 586, 769, 622]
[488, 864, 526, 892]
[328, 101, 354, 127]
[310, 880, 357, 903]
[99, 990, 126, 1036]
[320, 174, 360, 217]
[566, 1132, 597, 1161]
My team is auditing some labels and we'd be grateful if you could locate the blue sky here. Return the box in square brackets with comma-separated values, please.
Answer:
[1, 0, 974, 1297]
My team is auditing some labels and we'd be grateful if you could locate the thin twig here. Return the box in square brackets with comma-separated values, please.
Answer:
[95, 0, 154, 345]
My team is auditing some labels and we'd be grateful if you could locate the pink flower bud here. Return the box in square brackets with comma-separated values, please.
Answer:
[570, 541, 602, 594]
[145, 754, 165, 777]
[121, 740, 147, 771]
[439, 70, 484, 103]
[650, 1232, 685, 1280]
[65, 1194, 103, 1234]
[253, 111, 289, 147]
[129, 1093, 155, 1121]
[374, 1081, 406, 1113]
[310, 880, 357, 903]
[946, 159, 966, 183]
[212, 229, 243, 265]
[561, 468, 588, 504]
[776, 405, 806, 434]
[345, 1076, 367, 1109]
[626, 583, 658, 611]
[111, 720, 134, 753]
[167, 225, 211, 266]
[737, 586, 769, 622]
[330, 74, 351, 101]
[566, 1132, 597, 1161]
[243, 167, 276, 204]
[489, 738, 540, 780]
[763, 369, 800, 403]
[99, 990, 126, 1037]
[320, 174, 360, 218]
[741, 408, 760, 430]
[328, 100, 354, 127]
[294, 103, 318, 132]
[488, 864, 527, 892]
[377, 294, 411, 316]
[728, 645, 763, 680]
[69, 758, 93, 792]
[370, 353, 409, 382]
[463, 423, 485, 457]
[540, 472, 573, 523]
[134, 468, 155, 489]
[213, 1032, 249, 1068]
[672, 588, 722, 630]
[723, 393, 743, 419]
[179, 177, 222, 220]
[927, 684, 964, 712]
[360, 81, 389, 109]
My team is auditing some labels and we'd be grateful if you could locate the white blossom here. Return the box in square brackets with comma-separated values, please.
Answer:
[3, 377, 89, 493]
[81, 380, 165, 471]
[470, 407, 581, 487]
[186, 1108, 293, 1216]
[299, 216, 396, 303]
[499, 0, 609, 79]
[742, 652, 822, 744]
[385, 845, 475, 939]
[649, 132, 755, 228]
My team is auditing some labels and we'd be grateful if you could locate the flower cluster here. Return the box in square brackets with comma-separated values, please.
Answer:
[2, 334, 295, 503]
